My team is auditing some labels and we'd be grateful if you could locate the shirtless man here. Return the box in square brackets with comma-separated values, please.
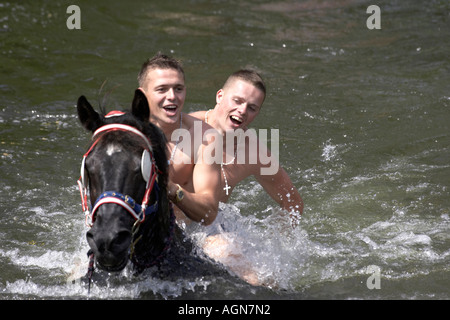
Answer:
[190, 70, 303, 286]
[138, 53, 221, 226]
[190, 69, 303, 219]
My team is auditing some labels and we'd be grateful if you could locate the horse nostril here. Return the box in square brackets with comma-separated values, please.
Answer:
[86, 228, 131, 270]
[87, 229, 130, 253]
[86, 230, 99, 252]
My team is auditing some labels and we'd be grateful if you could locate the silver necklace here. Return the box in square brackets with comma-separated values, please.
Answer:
[205, 109, 237, 196]
[205, 109, 212, 124]
[220, 137, 240, 195]
[221, 163, 232, 195]
[168, 112, 183, 165]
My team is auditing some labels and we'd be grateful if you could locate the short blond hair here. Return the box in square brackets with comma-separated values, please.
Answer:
[223, 69, 266, 100]
[138, 52, 185, 87]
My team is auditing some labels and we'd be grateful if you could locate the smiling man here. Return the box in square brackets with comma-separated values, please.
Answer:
[189, 70, 303, 286]
[138, 53, 221, 225]
[190, 69, 303, 217]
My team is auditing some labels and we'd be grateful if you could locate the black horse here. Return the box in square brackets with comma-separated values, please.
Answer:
[76, 90, 224, 284]
[77, 89, 177, 273]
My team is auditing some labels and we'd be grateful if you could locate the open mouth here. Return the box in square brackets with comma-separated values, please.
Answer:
[163, 105, 178, 116]
[229, 115, 243, 126]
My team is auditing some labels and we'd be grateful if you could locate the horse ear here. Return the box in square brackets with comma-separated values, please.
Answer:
[131, 89, 150, 122]
[77, 95, 102, 132]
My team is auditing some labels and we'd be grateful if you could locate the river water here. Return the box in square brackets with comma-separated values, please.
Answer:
[0, 0, 449, 300]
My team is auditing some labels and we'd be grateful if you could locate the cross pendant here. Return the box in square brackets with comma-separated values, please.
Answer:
[223, 184, 231, 195]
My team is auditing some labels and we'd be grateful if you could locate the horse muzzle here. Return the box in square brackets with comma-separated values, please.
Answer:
[95, 255, 129, 272]
[86, 227, 132, 272]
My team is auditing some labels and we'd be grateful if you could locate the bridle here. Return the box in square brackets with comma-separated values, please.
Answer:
[76, 113, 175, 294]
[77, 122, 160, 228]
[77, 119, 170, 292]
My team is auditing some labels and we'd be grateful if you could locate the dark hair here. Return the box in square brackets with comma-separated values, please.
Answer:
[223, 69, 266, 99]
[138, 52, 185, 87]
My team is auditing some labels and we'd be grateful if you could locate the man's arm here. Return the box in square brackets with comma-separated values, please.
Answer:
[168, 161, 220, 226]
[168, 124, 221, 226]
[255, 167, 304, 215]
[252, 136, 303, 217]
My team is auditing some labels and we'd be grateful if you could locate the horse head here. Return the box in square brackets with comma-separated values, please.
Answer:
[76, 89, 171, 272]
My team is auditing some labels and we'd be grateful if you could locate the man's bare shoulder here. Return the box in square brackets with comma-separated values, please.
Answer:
[183, 112, 216, 134]
[189, 110, 207, 121]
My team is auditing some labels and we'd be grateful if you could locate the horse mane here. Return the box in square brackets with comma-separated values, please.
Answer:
[96, 80, 122, 116]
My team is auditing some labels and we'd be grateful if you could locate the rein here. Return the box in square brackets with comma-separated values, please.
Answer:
[77, 121, 173, 293]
